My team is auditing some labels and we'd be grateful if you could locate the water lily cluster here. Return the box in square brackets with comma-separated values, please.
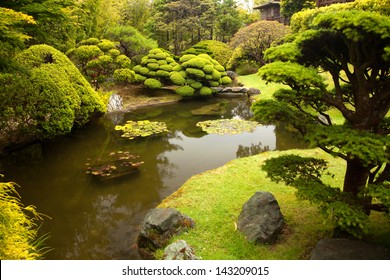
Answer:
[114, 120, 169, 140]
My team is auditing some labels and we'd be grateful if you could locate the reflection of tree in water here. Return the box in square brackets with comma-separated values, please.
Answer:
[221, 98, 254, 120]
[236, 142, 270, 158]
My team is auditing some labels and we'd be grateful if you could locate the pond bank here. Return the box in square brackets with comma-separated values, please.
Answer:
[155, 148, 390, 259]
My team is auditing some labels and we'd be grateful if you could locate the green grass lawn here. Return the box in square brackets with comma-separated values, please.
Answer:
[157, 149, 389, 259]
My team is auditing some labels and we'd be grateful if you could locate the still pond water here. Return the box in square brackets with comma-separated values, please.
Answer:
[0, 96, 305, 259]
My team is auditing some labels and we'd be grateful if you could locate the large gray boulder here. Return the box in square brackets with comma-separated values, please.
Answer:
[137, 208, 195, 259]
[163, 240, 199, 260]
[237, 191, 284, 244]
[310, 238, 390, 260]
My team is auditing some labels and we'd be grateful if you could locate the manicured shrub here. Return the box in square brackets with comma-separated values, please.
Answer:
[200, 86, 212, 96]
[0, 44, 105, 146]
[170, 72, 186, 86]
[190, 81, 203, 89]
[183, 40, 233, 67]
[186, 67, 206, 78]
[175, 85, 195, 96]
[221, 76, 232, 85]
[144, 78, 162, 89]
[114, 68, 136, 84]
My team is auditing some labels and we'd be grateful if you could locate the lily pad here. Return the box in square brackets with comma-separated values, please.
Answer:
[196, 119, 259, 135]
[115, 120, 168, 139]
[86, 151, 144, 180]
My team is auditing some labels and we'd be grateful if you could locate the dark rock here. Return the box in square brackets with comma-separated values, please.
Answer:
[310, 238, 390, 260]
[226, 71, 238, 80]
[163, 240, 199, 260]
[137, 208, 195, 259]
[237, 191, 284, 244]
[247, 88, 261, 96]
[231, 87, 247, 93]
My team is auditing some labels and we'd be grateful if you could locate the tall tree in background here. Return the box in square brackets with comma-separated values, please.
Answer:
[280, 0, 315, 19]
[120, 0, 152, 31]
[215, 0, 242, 42]
[1, 0, 79, 52]
[253, 0, 390, 237]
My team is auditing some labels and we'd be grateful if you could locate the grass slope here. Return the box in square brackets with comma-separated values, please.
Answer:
[158, 149, 389, 259]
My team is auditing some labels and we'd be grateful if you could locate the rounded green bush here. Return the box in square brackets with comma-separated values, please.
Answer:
[144, 78, 162, 89]
[221, 76, 232, 85]
[157, 60, 168, 65]
[141, 58, 149, 65]
[186, 68, 205, 78]
[202, 64, 214, 74]
[147, 63, 160, 71]
[209, 81, 220, 87]
[212, 69, 222, 80]
[183, 57, 207, 69]
[109, 49, 121, 58]
[115, 55, 132, 68]
[180, 54, 197, 63]
[114, 69, 135, 84]
[175, 85, 195, 96]
[170, 72, 186, 86]
[156, 70, 170, 78]
[214, 64, 225, 72]
[155, 52, 168, 60]
[97, 39, 116, 52]
[160, 64, 173, 72]
[166, 57, 175, 63]
[148, 59, 158, 63]
[148, 71, 157, 77]
[135, 74, 147, 82]
[137, 66, 150, 76]
[200, 86, 212, 96]
[173, 65, 183, 71]
[190, 81, 203, 89]
[78, 38, 100, 46]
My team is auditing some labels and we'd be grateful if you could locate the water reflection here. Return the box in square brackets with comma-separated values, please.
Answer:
[0, 97, 306, 259]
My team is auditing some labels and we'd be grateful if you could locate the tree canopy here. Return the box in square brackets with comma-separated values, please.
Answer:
[252, 0, 390, 237]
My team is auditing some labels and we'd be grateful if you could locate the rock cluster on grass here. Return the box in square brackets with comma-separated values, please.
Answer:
[310, 238, 390, 260]
[137, 208, 195, 259]
[237, 191, 284, 244]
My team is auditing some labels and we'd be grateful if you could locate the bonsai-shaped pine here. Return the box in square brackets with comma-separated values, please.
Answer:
[67, 38, 135, 89]
[252, 0, 390, 238]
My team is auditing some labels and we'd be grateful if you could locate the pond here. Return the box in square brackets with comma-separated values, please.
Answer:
[0, 95, 305, 260]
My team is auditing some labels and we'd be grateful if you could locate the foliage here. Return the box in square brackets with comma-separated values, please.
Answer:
[144, 78, 162, 89]
[196, 119, 259, 135]
[0, 7, 35, 71]
[175, 53, 232, 97]
[67, 38, 135, 89]
[214, 0, 242, 43]
[115, 120, 168, 139]
[104, 25, 158, 64]
[183, 40, 233, 67]
[252, 0, 390, 237]
[0, 44, 105, 146]
[118, 0, 153, 31]
[280, 0, 315, 19]
[227, 20, 291, 71]
[1, 0, 79, 52]
[0, 180, 46, 259]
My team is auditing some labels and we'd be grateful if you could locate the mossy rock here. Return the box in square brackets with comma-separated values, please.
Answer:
[144, 78, 162, 89]
[175, 85, 195, 97]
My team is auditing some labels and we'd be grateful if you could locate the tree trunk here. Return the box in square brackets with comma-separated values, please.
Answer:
[343, 159, 370, 196]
